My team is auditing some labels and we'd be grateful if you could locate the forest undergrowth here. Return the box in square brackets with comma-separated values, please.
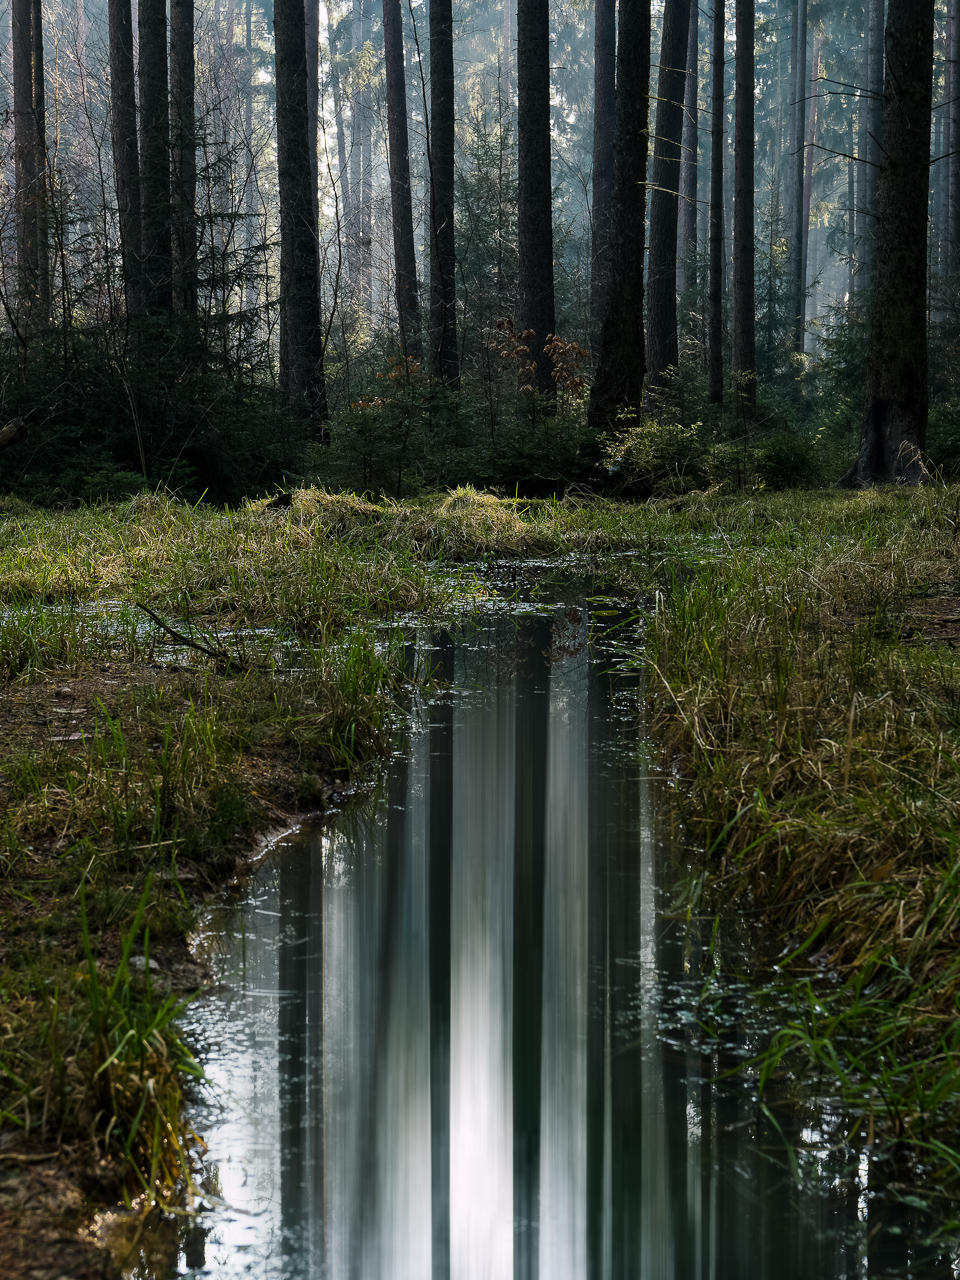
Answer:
[642, 484, 960, 1206]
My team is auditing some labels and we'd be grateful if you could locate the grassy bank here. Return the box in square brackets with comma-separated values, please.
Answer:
[0, 485, 651, 1276]
[643, 486, 960, 1189]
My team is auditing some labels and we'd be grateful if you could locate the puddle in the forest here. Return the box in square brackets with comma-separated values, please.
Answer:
[109, 590, 959, 1279]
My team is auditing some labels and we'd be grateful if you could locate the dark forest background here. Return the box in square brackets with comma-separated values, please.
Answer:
[0, 0, 952, 504]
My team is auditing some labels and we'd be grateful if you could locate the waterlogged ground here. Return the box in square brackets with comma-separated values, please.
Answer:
[107, 587, 959, 1280]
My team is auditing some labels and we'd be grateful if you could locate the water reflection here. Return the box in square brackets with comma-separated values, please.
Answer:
[169, 609, 950, 1280]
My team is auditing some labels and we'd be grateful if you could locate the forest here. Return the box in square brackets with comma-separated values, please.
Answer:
[0, 0, 950, 502]
[5, 0, 960, 1273]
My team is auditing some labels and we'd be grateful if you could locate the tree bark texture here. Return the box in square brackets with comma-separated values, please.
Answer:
[842, 0, 934, 486]
[305, 0, 320, 234]
[170, 0, 197, 316]
[274, 0, 328, 420]
[13, 0, 49, 328]
[733, 0, 756, 418]
[383, 0, 422, 361]
[587, 0, 651, 432]
[517, 0, 556, 395]
[708, 0, 724, 405]
[429, 0, 458, 380]
[646, 0, 691, 387]
[590, 0, 616, 338]
[677, 0, 699, 297]
[139, 0, 173, 312]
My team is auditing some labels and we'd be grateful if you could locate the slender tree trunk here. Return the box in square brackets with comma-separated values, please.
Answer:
[170, 0, 197, 316]
[708, 0, 724, 405]
[800, 34, 819, 335]
[13, 0, 49, 328]
[502, 0, 514, 101]
[733, 0, 755, 419]
[383, 0, 422, 361]
[677, 0, 699, 297]
[855, 18, 867, 288]
[937, 22, 950, 276]
[517, 0, 555, 394]
[646, 0, 691, 388]
[841, 0, 934, 487]
[139, 0, 173, 312]
[109, 0, 141, 315]
[787, 0, 806, 350]
[274, 0, 328, 420]
[331, 12, 350, 216]
[429, 0, 458, 380]
[861, 0, 884, 292]
[359, 1, 372, 316]
[950, 0, 960, 275]
[847, 114, 856, 298]
[587, 0, 651, 431]
[305, 0, 320, 234]
[591, 0, 617, 337]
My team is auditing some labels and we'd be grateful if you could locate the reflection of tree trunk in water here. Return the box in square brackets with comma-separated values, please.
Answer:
[351, 749, 409, 1280]
[429, 633, 454, 1280]
[513, 618, 551, 1280]
[607, 759, 643, 1280]
[585, 660, 609, 1280]
[279, 853, 311, 1259]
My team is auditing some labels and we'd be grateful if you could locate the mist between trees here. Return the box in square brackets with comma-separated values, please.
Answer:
[0, 0, 953, 503]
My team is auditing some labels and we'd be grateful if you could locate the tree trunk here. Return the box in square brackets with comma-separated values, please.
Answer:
[274, 0, 328, 420]
[139, 0, 173, 313]
[590, 0, 616, 338]
[587, 0, 651, 431]
[860, 0, 884, 293]
[840, 0, 934, 487]
[800, 34, 819, 336]
[305, 0, 320, 235]
[13, 0, 49, 328]
[847, 114, 856, 298]
[383, 0, 422, 361]
[517, 0, 555, 395]
[787, 0, 806, 350]
[646, 0, 691, 388]
[108, 0, 141, 316]
[170, 0, 197, 316]
[708, 0, 724, 405]
[429, 0, 458, 380]
[677, 0, 699, 298]
[732, 0, 755, 419]
[950, 0, 960, 276]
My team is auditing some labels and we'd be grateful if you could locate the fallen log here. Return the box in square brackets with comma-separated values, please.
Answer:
[0, 418, 26, 451]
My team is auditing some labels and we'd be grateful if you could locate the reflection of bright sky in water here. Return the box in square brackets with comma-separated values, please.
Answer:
[157, 609, 955, 1280]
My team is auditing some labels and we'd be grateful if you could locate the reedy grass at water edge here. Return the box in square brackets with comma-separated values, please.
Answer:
[642, 485, 960, 1189]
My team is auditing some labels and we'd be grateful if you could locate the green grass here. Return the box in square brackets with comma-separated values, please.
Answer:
[639, 485, 960, 1182]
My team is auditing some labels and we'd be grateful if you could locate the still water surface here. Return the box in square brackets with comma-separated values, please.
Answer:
[147, 598, 954, 1280]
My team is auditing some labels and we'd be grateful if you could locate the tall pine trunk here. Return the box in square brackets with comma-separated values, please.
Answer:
[274, 0, 328, 420]
[587, 0, 651, 431]
[139, 0, 172, 313]
[708, 0, 724, 405]
[383, 0, 422, 361]
[787, 0, 806, 350]
[429, 0, 458, 380]
[950, 0, 960, 275]
[860, 0, 884, 292]
[170, 0, 197, 316]
[305, 0, 320, 234]
[732, 0, 755, 418]
[677, 0, 699, 298]
[517, 0, 555, 395]
[646, 0, 691, 387]
[590, 0, 616, 338]
[13, 0, 49, 328]
[841, 0, 934, 486]
[800, 33, 819, 336]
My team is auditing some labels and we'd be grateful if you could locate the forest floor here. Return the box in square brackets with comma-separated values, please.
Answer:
[3, 482, 960, 1271]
